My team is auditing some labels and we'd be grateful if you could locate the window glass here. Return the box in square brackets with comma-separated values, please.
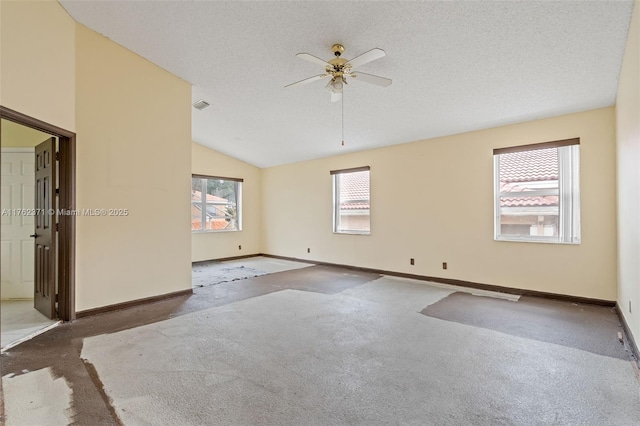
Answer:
[495, 144, 580, 244]
[333, 169, 370, 234]
[191, 176, 242, 232]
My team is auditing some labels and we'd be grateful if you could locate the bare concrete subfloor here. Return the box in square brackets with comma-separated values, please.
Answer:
[1, 265, 639, 425]
[191, 256, 313, 288]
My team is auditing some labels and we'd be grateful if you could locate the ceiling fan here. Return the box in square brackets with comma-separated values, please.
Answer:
[285, 44, 392, 102]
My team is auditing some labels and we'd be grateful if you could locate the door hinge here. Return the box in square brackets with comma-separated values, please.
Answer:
[55, 294, 59, 302]
[55, 152, 60, 161]
[55, 223, 59, 232]
[56, 188, 60, 195]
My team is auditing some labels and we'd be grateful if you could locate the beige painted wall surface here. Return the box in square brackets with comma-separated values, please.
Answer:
[616, 2, 640, 346]
[192, 143, 262, 261]
[75, 24, 192, 311]
[0, 0, 75, 132]
[263, 108, 617, 300]
[1, 119, 50, 147]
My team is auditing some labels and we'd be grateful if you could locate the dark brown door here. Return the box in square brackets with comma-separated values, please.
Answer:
[34, 138, 57, 319]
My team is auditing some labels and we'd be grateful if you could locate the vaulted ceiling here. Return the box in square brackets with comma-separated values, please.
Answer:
[60, 1, 634, 167]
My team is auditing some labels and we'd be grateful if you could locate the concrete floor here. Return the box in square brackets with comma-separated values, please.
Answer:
[192, 256, 313, 288]
[1, 265, 639, 425]
[1, 300, 60, 350]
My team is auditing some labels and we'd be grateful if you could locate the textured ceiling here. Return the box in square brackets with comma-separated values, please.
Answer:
[60, 1, 634, 168]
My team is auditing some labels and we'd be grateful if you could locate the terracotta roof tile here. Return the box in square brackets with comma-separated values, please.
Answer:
[499, 147, 560, 209]
[499, 148, 558, 183]
[500, 196, 558, 207]
[339, 171, 370, 210]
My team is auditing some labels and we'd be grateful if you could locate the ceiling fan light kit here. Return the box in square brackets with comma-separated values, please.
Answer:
[325, 76, 345, 93]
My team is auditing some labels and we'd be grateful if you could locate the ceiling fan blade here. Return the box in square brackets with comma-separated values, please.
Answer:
[296, 53, 331, 67]
[351, 72, 392, 87]
[331, 92, 342, 103]
[345, 48, 385, 70]
[284, 74, 328, 89]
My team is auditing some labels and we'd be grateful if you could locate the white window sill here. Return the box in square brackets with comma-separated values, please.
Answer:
[192, 229, 242, 234]
[495, 236, 580, 245]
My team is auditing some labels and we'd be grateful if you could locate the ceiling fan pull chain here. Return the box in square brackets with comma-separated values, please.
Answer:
[341, 90, 345, 146]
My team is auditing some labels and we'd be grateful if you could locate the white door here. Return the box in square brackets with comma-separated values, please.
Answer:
[1, 149, 36, 299]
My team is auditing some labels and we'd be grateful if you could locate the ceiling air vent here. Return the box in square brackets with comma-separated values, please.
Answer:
[192, 99, 211, 110]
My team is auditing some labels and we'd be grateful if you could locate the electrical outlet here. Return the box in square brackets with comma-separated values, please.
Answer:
[442, 262, 447, 270]
[238, 245, 241, 250]
[410, 258, 414, 265]
[307, 248, 310, 253]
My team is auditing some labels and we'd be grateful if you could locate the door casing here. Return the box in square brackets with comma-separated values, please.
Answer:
[0, 106, 76, 321]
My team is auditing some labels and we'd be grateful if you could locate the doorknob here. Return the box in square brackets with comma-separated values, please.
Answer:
[30, 233, 38, 238]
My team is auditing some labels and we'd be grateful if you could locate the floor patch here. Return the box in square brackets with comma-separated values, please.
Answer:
[192, 256, 313, 287]
[422, 292, 629, 359]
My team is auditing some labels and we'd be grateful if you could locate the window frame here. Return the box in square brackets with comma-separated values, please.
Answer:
[493, 138, 581, 244]
[331, 166, 371, 235]
[191, 174, 243, 233]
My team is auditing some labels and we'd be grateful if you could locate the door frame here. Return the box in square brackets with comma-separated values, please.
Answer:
[0, 106, 76, 321]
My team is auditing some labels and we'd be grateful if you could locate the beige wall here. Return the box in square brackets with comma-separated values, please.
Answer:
[1, 119, 50, 147]
[262, 107, 618, 301]
[616, 2, 640, 345]
[192, 143, 262, 261]
[0, 0, 76, 132]
[75, 25, 192, 311]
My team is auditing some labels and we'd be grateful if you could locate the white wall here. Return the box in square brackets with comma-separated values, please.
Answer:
[192, 142, 262, 261]
[262, 108, 618, 301]
[616, 2, 640, 346]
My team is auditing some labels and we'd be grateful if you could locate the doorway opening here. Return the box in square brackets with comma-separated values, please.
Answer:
[0, 107, 76, 350]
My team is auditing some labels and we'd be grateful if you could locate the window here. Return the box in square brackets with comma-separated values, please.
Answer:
[191, 175, 242, 232]
[331, 166, 370, 234]
[494, 139, 580, 244]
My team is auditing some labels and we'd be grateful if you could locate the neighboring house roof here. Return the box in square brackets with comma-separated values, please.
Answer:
[191, 204, 233, 230]
[499, 148, 559, 209]
[340, 171, 370, 210]
[191, 190, 228, 203]
[499, 148, 558, 183]
[191, 190, 235, 229]
[500, 195, 558, 207]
